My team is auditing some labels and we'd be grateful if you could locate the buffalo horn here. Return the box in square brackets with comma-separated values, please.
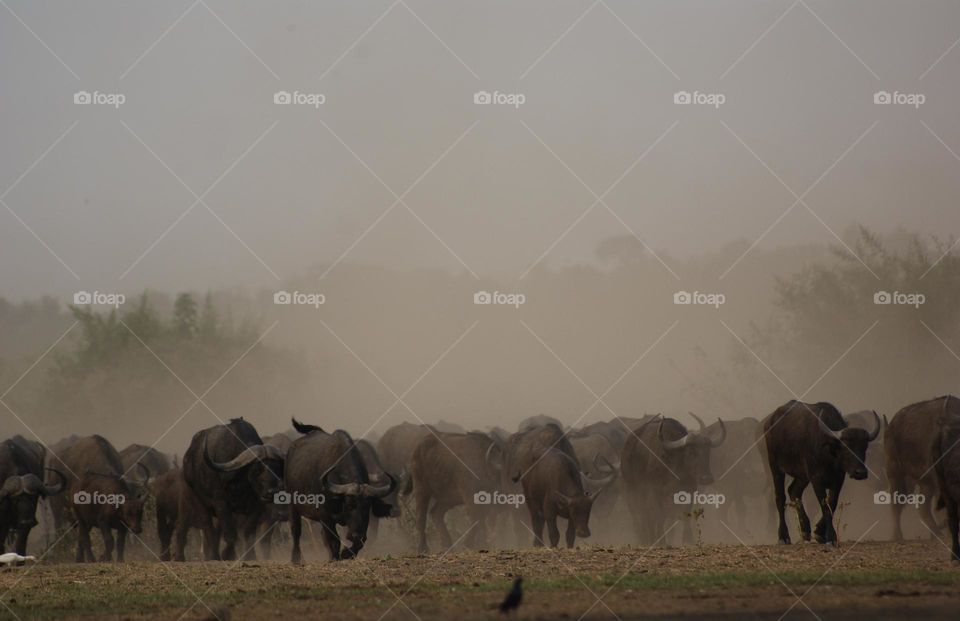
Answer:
[659, 419, 689, 450]
[709, 418, 727, 448]
[817, 414, 843, 441]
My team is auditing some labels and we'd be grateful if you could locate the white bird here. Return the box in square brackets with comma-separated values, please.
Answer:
[0, 553, 36, 565]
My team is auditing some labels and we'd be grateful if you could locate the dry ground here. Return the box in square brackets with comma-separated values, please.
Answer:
[0, 541, 958, 620]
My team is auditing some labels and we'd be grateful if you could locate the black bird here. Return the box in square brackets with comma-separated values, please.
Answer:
[499, 576, 523, 614]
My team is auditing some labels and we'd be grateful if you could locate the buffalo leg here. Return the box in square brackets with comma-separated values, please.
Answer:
[918, 477, 941, 538]
[429, 502, 454, 551]
[565, 519, 576, 548]
[0, 524, 8, 554]
[946, 497, 960, 561]
[771, 465, 790, 544]
[788, 478, 811, 541]
[99, 523, 115, 562]
[239, 512, 259, 561]
[319, 520, 341, 561]
[810, 478, 833, 544]
[545, 512, 561, 548]
[13, 528, 29, 557]
[157, 509, 173, 561]
[77, 523, 92, 562]
[415, 489, 431, 554]
[116, 529, 126, 562]
[530, 508, 545, 547]
[289, 509, 302, 564]
[217, 505, 238, 561]
[888, 468, 907, 542]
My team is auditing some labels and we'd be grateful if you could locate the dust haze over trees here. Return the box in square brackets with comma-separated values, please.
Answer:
[0, 228, 957, 452]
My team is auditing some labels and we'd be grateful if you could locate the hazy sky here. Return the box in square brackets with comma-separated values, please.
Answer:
[2, 0, 959, 300]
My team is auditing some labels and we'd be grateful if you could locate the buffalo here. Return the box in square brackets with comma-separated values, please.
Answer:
[0, 437, 65, 555]
[176, 418, 285, 561]
[621, 414, 726, 544]
[407, 431, 503, 553]
[932, 396, 960, 561]
[51, 435, 148, 562]
[885, 396, 954, 540]
[703, 416, 767, 532]
[518, 414, 563, 432]
[763, 401, 879, 545]
[521, 447, 606, 547]
[285, 419, 394, 562]
[152, 468, 207, 561]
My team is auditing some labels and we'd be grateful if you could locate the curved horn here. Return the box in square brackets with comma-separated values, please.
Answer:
[362, 473, 396, 498]
[659, 419, 688, 450]
[688, 412, 706, 432]
[593, 453, 619, 473]
[133, 462, 151, 483]
[581, 469, 616, 490]
[485, 443, 503, 471]
[866, 410, 881, 442]
[710, 418, 727, 448]
[817, 415, 843, 441]
[205, 442, 271, 472]
[41, 468, 67, 496]
[321, 464, 361, 496]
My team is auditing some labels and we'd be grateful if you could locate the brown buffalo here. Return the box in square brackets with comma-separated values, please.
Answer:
[884, 397, 955, 540]
[152, 468, 207, 561]
[621, 415, 725, 544]
[407, 431, 503, 553]
[377, 422, 434, 479]
[763, 401, 879, 545]
[50, 435, 149, 562]
[522, 447, 605, 548]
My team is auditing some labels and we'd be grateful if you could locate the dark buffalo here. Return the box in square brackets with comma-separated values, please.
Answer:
[621, 415, 726, 544]
[151, 468, 207, 561]
[52, 435, 148, 562]
[0, 437, 65, 555]
[522, 447, 606, 548]
[932, 396, 960, 560]
[763, 401, 879, 545]
[885, 397, 954, 540]
[119, 444, 173, 478]
[407, 431, 503, 553]
[285, 419, 394, 562]
[577, 421, 629, 452]
[176, 418, 285, 561]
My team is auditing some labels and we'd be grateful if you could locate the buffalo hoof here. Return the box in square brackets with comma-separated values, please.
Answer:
[777, 539, 791, 545]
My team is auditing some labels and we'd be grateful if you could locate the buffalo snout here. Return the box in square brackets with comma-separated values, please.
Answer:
[576, 526, 591, 538]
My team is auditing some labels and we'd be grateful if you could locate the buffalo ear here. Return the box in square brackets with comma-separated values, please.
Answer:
[372, 499, 393, 518]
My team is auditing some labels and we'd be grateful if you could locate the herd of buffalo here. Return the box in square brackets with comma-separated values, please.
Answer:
[2, 395, 960, 564]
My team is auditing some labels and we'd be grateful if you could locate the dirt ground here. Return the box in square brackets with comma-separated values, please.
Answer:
[0, 541, 958, 620]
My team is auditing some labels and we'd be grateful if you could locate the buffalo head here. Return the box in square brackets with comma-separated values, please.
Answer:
[659, 414, 726, 485]
[204, 440, 286, 504]
[817, 410, 880, 480]
[0, 469, 66, 530]
[552, 491, 594, 538]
